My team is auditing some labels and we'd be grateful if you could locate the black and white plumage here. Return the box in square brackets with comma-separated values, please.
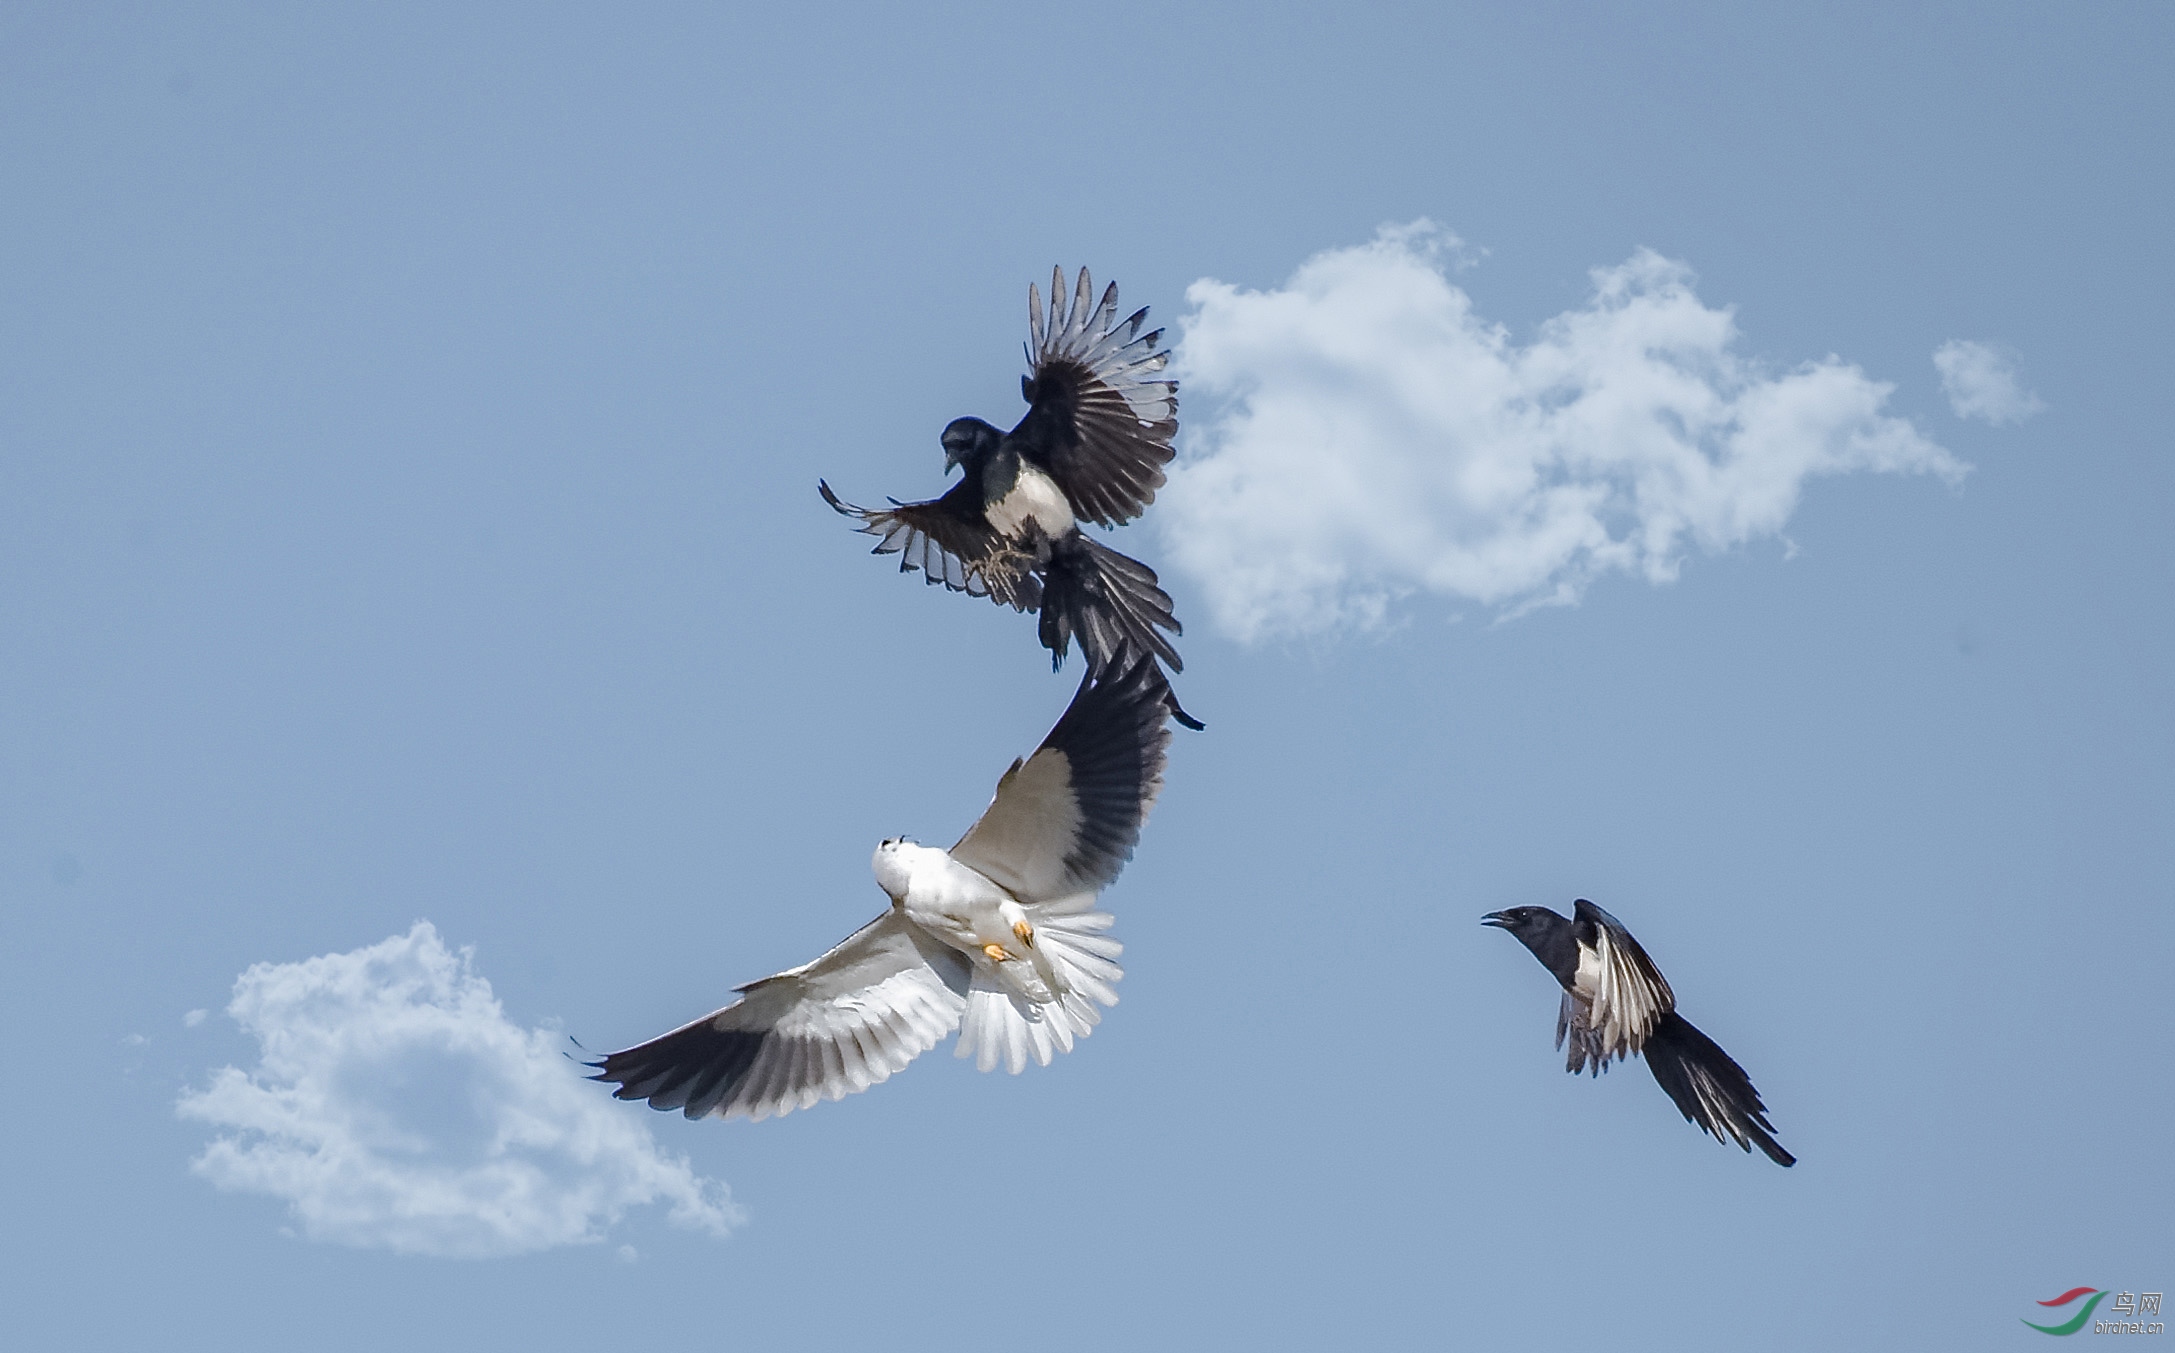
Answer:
[1483, 900, 1796, 1167]
[819, 267, 1199, 728]
[591, 657, 1176, 1121]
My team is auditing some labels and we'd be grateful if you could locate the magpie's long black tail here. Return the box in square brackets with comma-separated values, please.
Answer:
[1642, 1011, 1795, 1167]
[1040, 533, 1202, 729]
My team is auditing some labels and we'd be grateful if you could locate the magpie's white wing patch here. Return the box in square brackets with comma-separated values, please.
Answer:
[950, 658, 1172, 902]
[1564, 898, 1676, 1067]
[592, 912, 971, 1122]
[1016, 266, 1178, 529]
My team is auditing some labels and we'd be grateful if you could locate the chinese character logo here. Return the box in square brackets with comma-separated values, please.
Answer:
[2025, 1289, 2105, 1336]
[2024, 1288, 2166, 1336]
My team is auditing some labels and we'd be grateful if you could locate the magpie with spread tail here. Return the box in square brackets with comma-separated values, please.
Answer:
[1483, 900, 1795, 1167]
[588, 656, 1176, 1121]
[819, 267, 1200, 728]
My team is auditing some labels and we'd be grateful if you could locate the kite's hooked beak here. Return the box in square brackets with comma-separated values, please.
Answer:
[1480, 911, 1512, 929]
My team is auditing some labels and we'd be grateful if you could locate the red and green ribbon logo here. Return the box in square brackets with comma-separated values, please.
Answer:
[2024, 1288, 2105, 1336]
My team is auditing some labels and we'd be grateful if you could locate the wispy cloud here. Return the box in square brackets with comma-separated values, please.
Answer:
[178, 922, 739, 1258]
[1159, 224, 1966, 642]
[1933, 339, 2044, 425]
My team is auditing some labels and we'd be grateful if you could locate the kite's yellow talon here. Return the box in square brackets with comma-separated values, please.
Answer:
[983, 943, 1010, 963]
[1012, 920, 1035, 948]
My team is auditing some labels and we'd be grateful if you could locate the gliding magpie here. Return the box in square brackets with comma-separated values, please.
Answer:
[819, 267, 1200, 727]
[1483, 899, 1795, 1167]
[590, 656, 1176, 1121]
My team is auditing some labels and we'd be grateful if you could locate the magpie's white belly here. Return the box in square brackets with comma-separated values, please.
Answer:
[1572, 944, 1603, 1001]
[985, 464, 1075, 542]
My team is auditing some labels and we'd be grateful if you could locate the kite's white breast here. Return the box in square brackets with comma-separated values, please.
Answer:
[882, 842, 1015, 950]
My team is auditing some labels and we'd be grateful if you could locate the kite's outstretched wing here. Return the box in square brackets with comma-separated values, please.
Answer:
[819, 479, 1041, 611]
[591, 911, 971, 1122]
[1010, 267, 1178, 529]
[950, 656, 1173, 903]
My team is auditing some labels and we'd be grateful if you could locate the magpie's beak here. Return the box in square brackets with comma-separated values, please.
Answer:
[1480, 911, 1512, 929]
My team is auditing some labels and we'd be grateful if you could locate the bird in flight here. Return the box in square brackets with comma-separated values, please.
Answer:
[819, 267, 1200, 727]
[1483, 899, 1795, 1166]
[590, 657, 1176, 1121]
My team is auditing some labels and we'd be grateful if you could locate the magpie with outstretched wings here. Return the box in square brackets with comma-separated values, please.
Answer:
[1483, 899, 1796, 1167]
[819, 267, 1200, 728]
[590, 656, 1177, 1121]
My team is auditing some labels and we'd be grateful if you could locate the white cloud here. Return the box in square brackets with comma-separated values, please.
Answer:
[1933, 339, 2044, 425]
[1159, 224, 1967, 641]
[184, 1008, 207, 1027]
[177, 922, 740, 1258]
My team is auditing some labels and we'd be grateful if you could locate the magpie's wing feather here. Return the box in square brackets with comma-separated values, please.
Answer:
[949, 656, 1173, 902]
[818, 479, 1040, 611]
[1011, 266, 1177, 528]
[1643, 1011, 1796, 1166]
[590, 911, 970, 1122]
[1574, 898, 1676, 1059]
[1556, 991, 1612, 1076]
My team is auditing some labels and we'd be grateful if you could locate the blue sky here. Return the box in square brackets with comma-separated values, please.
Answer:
[4, 3, 2169, 1348]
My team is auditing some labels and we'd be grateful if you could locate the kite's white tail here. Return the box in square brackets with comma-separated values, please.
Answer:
[955, 893, 1124, 1075]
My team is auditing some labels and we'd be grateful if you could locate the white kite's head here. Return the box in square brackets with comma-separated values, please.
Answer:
[870, 837, 920, 901]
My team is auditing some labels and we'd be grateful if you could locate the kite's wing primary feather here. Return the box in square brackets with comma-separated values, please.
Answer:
[590, 911, 971, 1122]
[950, 657, 1173, 903]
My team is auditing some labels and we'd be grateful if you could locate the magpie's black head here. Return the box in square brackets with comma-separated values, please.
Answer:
[1483, 905, 1579, 983]
[1481, 905, 1567, 939]
[940, 417, 1003, 473]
